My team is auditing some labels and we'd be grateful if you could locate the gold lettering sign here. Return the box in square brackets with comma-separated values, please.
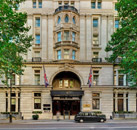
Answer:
[83, 104, 91, 107]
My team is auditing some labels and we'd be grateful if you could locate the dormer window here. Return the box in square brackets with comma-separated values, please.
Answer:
[65, 15, 69, 23]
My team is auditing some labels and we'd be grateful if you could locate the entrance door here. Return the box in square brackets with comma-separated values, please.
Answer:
[52, 100, 80, 116]
[118, 99, 123, 111]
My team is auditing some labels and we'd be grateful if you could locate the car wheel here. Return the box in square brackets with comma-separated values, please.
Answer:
[79, 119, 84, 123]
[100, 119, 104, 122]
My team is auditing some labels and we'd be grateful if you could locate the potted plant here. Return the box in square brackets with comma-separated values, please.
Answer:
[32, 114, 39, 120]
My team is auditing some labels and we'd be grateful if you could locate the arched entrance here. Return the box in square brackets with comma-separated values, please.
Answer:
[51, 71, 84, 118]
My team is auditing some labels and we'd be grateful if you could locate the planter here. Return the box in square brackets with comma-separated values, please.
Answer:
[32, 115, 39, 120]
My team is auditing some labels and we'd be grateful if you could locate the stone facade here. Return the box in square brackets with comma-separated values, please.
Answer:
[0, 0, 136, 120]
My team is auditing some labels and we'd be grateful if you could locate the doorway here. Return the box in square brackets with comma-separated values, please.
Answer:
[52, 100, 80, 116]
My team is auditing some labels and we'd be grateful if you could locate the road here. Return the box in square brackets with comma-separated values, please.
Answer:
[1, 120, 137, 130]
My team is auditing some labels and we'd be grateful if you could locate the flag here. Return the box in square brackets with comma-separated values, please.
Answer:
[88, 66, 92, 87]
[43, 65, 49, 87]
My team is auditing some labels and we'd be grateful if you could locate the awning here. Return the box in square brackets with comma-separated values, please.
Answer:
[51, 90, 84, 97]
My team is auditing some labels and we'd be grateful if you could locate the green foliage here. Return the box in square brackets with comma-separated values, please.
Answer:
[0, 0, 33, 86]
[32, 115, 39, 120]
[32, 111, 42, 114]
[105, 0, 137, 86]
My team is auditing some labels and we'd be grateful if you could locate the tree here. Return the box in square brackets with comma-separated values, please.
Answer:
[105, 0, 137, 86]
[0, 0, 33, 122]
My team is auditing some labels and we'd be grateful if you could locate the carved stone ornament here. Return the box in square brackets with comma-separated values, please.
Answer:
[59, 63, 74, 69]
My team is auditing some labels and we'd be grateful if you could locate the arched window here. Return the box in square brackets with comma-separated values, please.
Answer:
[72, 17, 76, 24]
[65, 15, 69, 23]
[57, 16, 61, 24]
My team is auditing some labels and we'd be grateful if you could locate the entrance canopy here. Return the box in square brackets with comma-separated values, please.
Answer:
[51, 90, 84, 97]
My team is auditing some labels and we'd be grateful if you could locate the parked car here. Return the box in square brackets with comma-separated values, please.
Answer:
[74, 112, 106, 123]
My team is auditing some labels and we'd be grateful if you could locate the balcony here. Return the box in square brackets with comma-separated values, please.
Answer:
[32, 57, 42, 62]
[92, 58, 102, 63]
[54, 41, 79, 49]
[54, 5, 78, 14]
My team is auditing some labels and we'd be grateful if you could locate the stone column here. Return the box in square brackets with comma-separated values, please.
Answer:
[27, 15, 33, 62]
[86, 14, 92, 61]
[16, 92, 18, 112]
[124, 74, 127, 86]
[100, 15, 107, 61]
[116, 69, 118, 86]
[42, 15, 48, 61]
[47, 14, 53, 60]
[80, 14, 86, 61]
[115, 92, 118, 111]
[124, 92, 126, 111]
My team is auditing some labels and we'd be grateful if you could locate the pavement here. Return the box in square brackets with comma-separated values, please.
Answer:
[1, 119, 137, 124]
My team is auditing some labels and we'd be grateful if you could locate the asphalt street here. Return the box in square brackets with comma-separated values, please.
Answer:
[1, 120, 137, 130]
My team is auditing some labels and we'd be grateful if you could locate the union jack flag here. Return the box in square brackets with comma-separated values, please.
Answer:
[43, 65, 49, 88]
[88, 66, 92, 87]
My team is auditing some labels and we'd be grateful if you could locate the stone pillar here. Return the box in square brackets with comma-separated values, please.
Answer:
[115, 92, 118, 111]
[27, 15, 33, 62]
[16, 92, 18, 112]
[124, 92, 126, 111]
[116, 69, 118, 86]
[124, 74, 127, 86]
[80, 14, 86, 61]
[47, 15, 53, 60]
[42, 15, 48, 61]
[86, 14, 92, 61]
[100, 15, 107, 61]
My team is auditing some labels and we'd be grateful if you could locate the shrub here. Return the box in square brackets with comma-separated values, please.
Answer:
[32, 114, 39, 120]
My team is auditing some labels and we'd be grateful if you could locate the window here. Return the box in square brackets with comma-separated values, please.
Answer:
[34, 51, 40, 57]
[34, 70, 40, 85]
[58, 1, 62, 6]
[11, 98, 16, 112]
[59, 79, 63, 88]
[12, 74, 15, 85]
[64, 31, 69, 41]
[34, 93, 41, 109]
[64, 80, 69, 88]
[72, 32, 76, 41]
[38, 0, 42, 8]
[71, 1, 75, 6]
[70, 80, 73, 88]
[93, 19, 98, 27]
[72, 17, 76, 24]
[92, 93, 100, 110]
[35, 18, 40, 27]
[65, 15, 69, 23]
[15, 4, 20, 10]
[93, 71, 99, 85]
[115, 20, 119, 28]
[57, 32, 61, 42]
[64, 2, 69, 5]
[35, 35, 40, 44]
[72, 50, 76, 60]
[64, 49, 69, 59]
[33, 1, 36, 8]
[57, 16, 61, 24]
[118, 75, 124, 86]
[98, 2, 101, 9]
[115, 3, 117, 11]
[57, 50, 61, 60]
[93, 35, 99, 46]
[93, 52, 99, 58]
[91, 2, 96, 9]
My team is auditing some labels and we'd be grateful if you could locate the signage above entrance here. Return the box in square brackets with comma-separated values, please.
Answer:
[51, 90, 84, 97]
